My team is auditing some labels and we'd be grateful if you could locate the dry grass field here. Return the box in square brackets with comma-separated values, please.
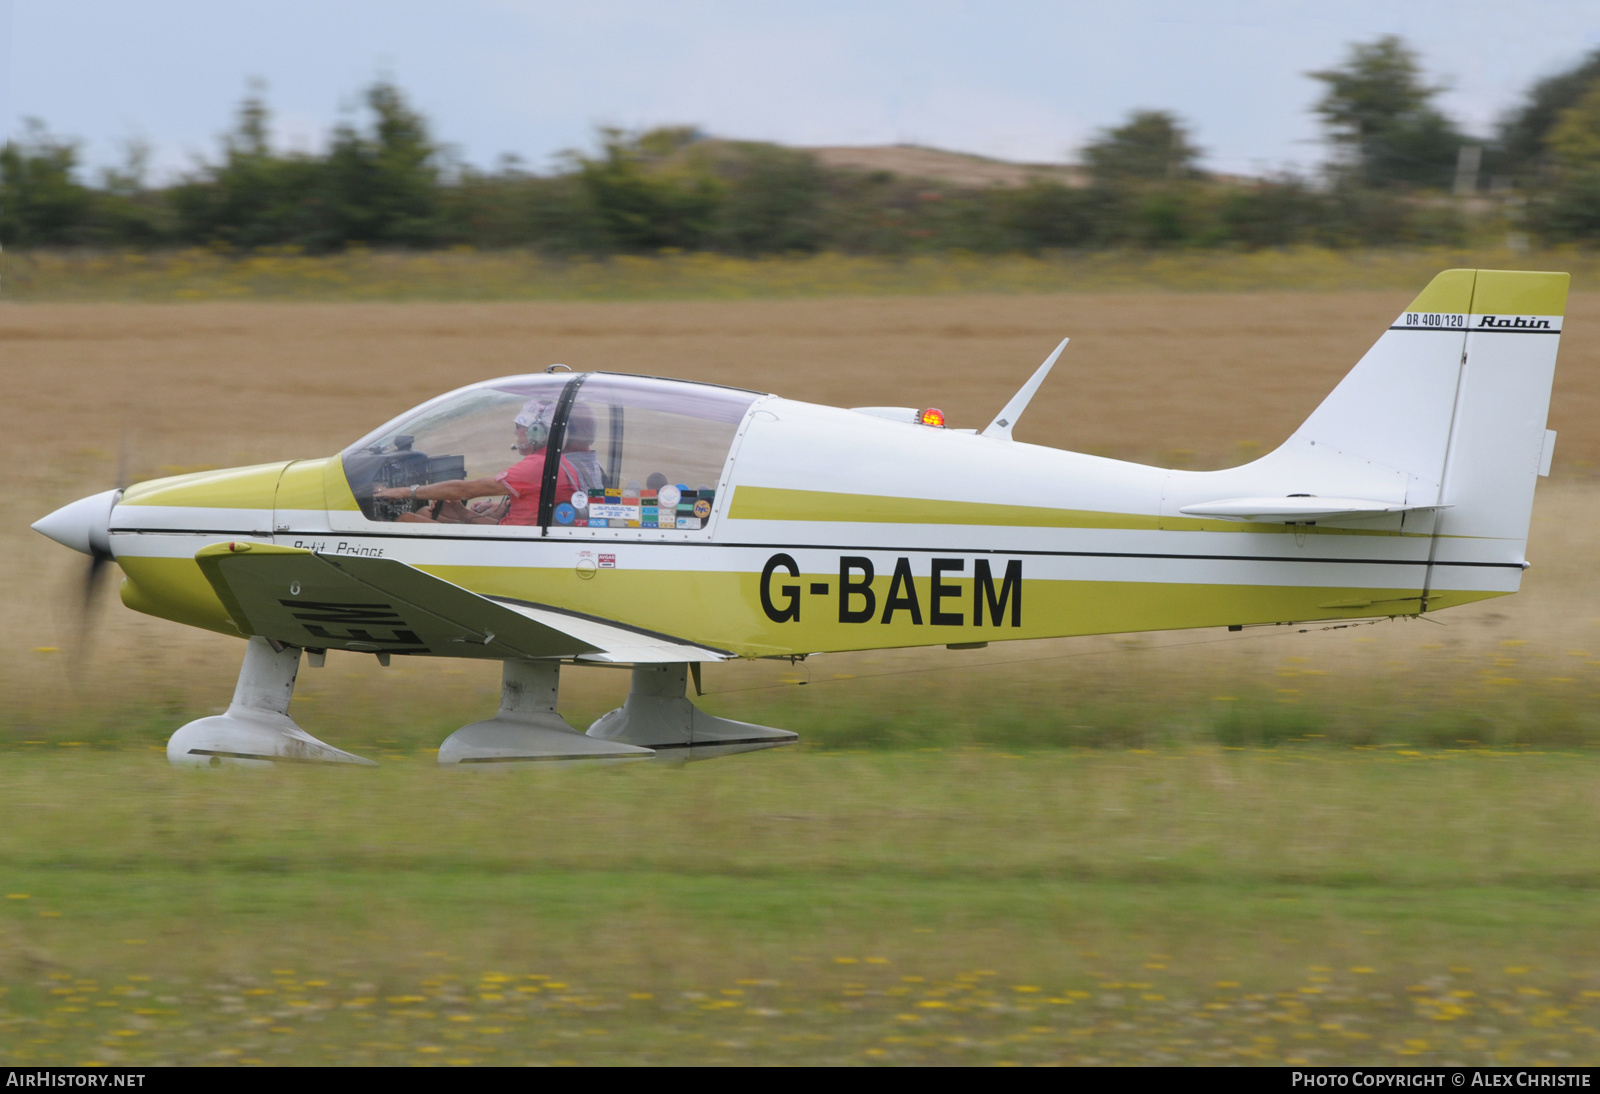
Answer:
[5, 290, 1600, 1065]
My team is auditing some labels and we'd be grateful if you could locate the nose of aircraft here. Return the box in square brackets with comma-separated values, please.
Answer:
[32, 488, 121, 558]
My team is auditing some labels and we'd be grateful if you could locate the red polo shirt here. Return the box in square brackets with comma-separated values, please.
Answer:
[496, 451, 581, 526]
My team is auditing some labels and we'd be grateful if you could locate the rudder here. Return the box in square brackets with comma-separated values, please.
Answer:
[1435, 270, 1567, 557]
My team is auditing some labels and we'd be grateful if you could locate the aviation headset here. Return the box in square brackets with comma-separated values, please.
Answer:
[513, 399, 554, 452]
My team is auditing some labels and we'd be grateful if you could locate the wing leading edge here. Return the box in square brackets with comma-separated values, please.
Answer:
[194, 542, 728, 663]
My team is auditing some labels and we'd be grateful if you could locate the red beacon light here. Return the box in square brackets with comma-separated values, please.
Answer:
[917, 407, 946, 428]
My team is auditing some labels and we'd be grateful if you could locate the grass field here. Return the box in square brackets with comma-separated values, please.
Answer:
[4, 287, 1600, 1064]
[4, 750, 1600, 1066]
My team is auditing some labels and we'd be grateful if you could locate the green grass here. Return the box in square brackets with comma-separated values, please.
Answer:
[3, 748, 1600, 1065]
[7, 246, 1600, 302]
[15, 634, 1600, 753]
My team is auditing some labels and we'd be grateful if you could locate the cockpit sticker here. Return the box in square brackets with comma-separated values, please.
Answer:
[589, 499, 641, 523]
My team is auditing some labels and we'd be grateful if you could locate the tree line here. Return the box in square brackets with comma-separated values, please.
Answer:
[5, 37, 1600, 254]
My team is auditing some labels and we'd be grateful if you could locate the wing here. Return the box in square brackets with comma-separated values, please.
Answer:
[194, 542, 729, 663]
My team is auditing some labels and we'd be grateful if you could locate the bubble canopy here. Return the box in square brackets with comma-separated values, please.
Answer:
[341, 373, 764, 530]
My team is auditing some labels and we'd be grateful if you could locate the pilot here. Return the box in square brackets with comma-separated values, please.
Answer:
[373, 398, 581, 525]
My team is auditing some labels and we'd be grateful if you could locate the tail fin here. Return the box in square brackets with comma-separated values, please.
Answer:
[1270, 268, 1566, 559]
[1162, 268, 1568, 610]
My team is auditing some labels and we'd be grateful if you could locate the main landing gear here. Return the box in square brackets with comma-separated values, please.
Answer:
[584, 663, 797, 763]
[437, 660, 652, 766]
[438, 660, 797, 765]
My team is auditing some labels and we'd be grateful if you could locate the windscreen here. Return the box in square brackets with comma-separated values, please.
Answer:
[341, 376, 572, 523]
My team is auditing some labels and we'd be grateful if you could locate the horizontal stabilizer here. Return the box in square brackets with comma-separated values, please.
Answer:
[1178, 497, 1448, 523]
[195, 542, 728, 663]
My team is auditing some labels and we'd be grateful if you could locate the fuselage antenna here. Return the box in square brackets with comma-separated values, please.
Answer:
[982, 337, 1069, 441]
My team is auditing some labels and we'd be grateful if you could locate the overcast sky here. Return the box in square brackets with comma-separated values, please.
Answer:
[4, 0, 1599, 182]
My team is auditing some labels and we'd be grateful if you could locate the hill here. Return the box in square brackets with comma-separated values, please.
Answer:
[803, 143, 1087, 189]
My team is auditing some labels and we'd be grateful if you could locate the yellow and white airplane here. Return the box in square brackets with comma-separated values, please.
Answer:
[33, 268, 1568, 767]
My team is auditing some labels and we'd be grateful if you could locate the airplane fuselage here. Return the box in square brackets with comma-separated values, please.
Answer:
[107, 393, 1513, 661]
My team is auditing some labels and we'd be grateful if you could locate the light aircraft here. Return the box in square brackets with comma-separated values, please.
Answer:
[32, 268, 1568, 767]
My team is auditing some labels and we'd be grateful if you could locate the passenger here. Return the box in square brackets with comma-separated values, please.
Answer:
[563, 405, 607, 493]
[372, 398, 581, 525]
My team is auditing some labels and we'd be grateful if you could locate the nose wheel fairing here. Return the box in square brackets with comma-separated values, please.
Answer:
[167, 637, 375, 767]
